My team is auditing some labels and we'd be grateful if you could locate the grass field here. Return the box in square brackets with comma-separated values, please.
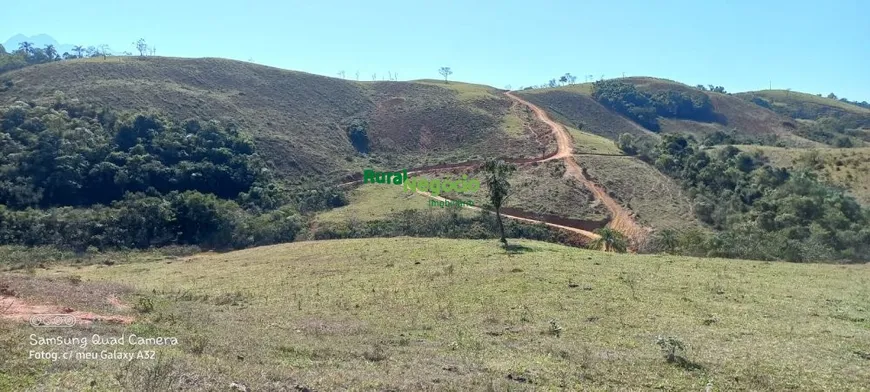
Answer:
[1, 238, 868, 390]
[324, 161, 610, 225]
[567, 127, 623, 155]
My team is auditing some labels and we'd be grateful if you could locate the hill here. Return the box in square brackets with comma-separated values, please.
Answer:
[516, 77, 822, 147]
[0, 57, 553, 181]
[735, 145, 870, 206]
[2, 238, 869, 390]
[736, 90, 870, 147]
[736, 89, 870, 121]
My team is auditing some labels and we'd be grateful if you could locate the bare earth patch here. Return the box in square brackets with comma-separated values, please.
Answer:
[0, 274, 135, 325]
[0, 296, 134, 325]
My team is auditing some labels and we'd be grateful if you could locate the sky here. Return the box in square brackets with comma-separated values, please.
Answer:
[3, 0, 869, 101]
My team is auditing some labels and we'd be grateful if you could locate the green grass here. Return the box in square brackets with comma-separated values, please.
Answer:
[414, 79, 503, 102]
[518, 83, 594, 96]
[3, 238, 868, 390]
[316, 184, 465, 224]
[568, 127, 623, 155]
[323, 162, 609, 224]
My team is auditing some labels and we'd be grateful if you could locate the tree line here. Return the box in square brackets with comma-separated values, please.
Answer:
[591, 80, 716, 131]
[0, 38, 157, 74]
[617, 133, 870, 262]
[0, 98, 346, 251]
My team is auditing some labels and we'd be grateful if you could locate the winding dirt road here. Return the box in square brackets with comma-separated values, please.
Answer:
[504, 92, 649, 244]
[340, 92, 649, 245]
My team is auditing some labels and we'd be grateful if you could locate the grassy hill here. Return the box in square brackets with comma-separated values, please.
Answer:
[319, 161, 611, 227]
[517, 78, 822, 147]
[736, 89, 870, 122]
[574, 154, 699, 231]
[0, 57, 552, 181]
[2, 238, 868, 390]
[736, 145, 870, 206]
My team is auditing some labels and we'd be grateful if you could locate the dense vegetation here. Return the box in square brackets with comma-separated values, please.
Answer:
[0, 99, 348, 251]
[739, 91, 870, 147]
[619, 134, 870, 262]
[591, 80, 715, 131]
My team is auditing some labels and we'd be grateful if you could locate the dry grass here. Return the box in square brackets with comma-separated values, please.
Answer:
[518, 77, 824, 148]
[436, 161, 610, 222]
[574, 155, 700, 231]
[743, 90, 870, 116]
[0, 57, 545, 182]
[1, 238, 867, 390]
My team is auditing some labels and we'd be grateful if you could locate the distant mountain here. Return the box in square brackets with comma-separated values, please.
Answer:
[3, 34, 77, 56]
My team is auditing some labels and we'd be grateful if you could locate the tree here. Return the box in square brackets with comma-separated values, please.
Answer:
[483, 159, 516, 246]
[438, 67, 453, 83]
[548, 79, 557, 88]
[559, 75, 568, 85]
[62, 52, 73, 60]
[98, 44, 111, 59]
[617, 133, 637, 155]
[566, 73, 577, 85]
[17, 42, 34, 56]
[588, 227, 628, 252]
[827, 93, 837, 100]
[72, 45, 84, 58]
[133, 38, 148, 56]
[43, 45, 58, 61]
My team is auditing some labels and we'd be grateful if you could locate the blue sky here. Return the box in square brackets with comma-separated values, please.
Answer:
[4, 0, 869, 101]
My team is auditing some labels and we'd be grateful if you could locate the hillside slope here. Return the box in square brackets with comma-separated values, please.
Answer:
[0, 57, 552, 181]
[736, 89, 870, 123]
[736, 145, 870, 206]
[517, 78, 822, 147]
[2, 238, 868, 390]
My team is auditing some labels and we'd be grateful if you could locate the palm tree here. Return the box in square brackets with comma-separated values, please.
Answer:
[72, 45, 84, 58]
[588, 228, 628, 253]
[483, 159, 516, 246]
[44, 45, 58, 61]
[17, 41, 34, 56]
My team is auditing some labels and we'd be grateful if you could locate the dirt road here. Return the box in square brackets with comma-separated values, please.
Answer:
[339, 92, 649, 245]
[504, 92, 649, 245]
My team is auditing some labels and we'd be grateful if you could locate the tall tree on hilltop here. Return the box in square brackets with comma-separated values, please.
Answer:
[438, 66, 453, 83]
[72, 45, 84, 58]
[483, 158, 516, 246]
[44, 45, 58, 61]
[17, 42, 34, 56]
[134, 38, 148, 56]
